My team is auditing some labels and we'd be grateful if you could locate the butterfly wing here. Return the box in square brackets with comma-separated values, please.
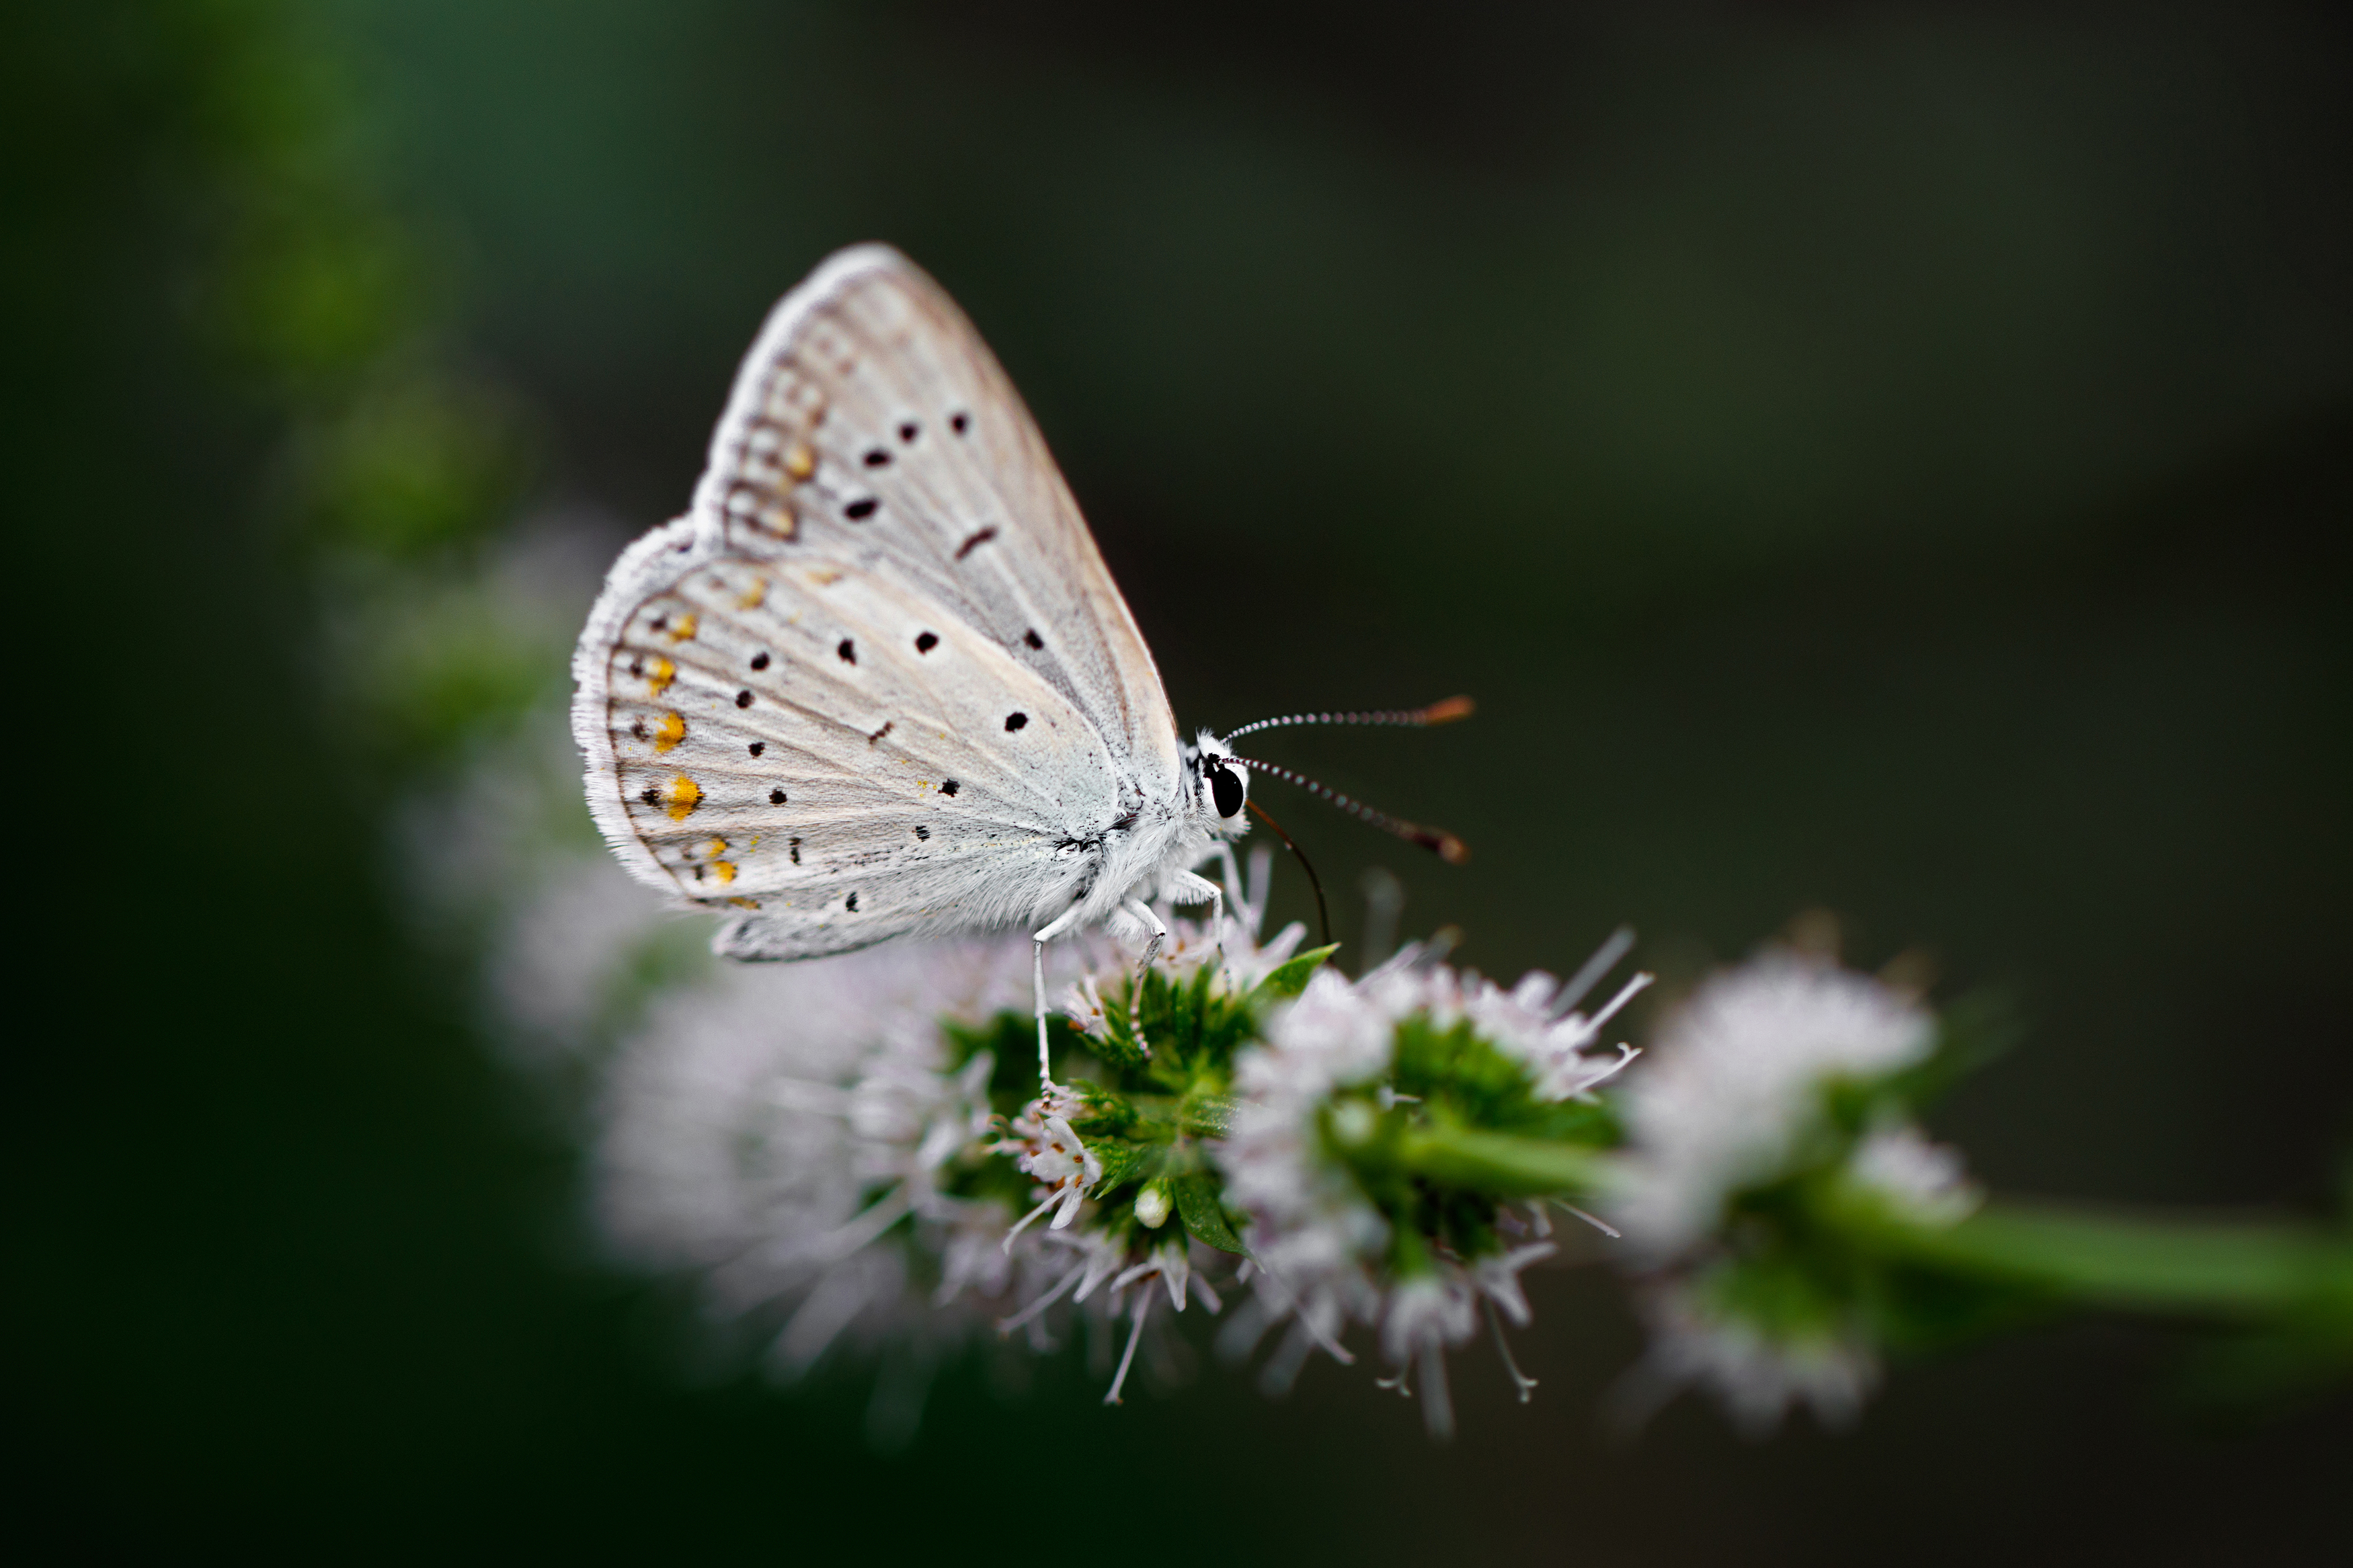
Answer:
[572, 246, 1182, 957]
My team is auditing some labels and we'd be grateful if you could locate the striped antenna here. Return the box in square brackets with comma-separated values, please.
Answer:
[1221, 695, 1474, 747]
[1226, 753, 1470, 864]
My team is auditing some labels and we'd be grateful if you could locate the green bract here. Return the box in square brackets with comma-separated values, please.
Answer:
[951, 944, 1341, 1255]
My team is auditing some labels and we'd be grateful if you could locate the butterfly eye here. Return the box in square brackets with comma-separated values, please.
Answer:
[1209, 759, 1246, 820]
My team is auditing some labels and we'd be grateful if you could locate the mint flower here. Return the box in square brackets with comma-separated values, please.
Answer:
[995, 1099, 1104, 1241]
[1220, 938, 1642, 1432]
[1603, 947, 1981, 1431]
[1609, 948, 1940, 1261]
[1628, 1274, 1880, 1434]
[594, 937, 1058, 1390]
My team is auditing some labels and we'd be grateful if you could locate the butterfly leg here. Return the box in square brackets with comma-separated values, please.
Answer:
[1167, 869, 1225, 958]
[1123, 897, 1169, 979]
[1031, 905, 1086, 1087]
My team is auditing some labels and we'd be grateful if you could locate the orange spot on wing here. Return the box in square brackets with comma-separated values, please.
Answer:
[664, 775, 702, 821]
[737, 576, 768, 610]
[644, 655, 676, 696]
[725, 895, 757, 909]
[785, 442, 816, 481]
[711, 860, 738, 884]
[653, 712, 686, 752]
[665, 613, 699, 643]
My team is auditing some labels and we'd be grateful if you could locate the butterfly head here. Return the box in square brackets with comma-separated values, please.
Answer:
[1183, 730, 1251, 831]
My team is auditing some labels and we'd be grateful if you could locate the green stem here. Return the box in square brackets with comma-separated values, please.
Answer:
[1855, 1196, 2353, 1321]
[1392, 1125, 1607, 1198]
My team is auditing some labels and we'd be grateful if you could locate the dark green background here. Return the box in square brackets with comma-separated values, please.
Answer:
[11, 3, 2348, 1559]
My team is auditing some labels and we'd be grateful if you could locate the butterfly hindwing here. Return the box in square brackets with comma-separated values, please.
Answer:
[588, 539, 1131, 956]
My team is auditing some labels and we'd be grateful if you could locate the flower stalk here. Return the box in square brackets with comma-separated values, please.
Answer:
[1839, 1192, 2353, 1321]
[1390, 1124, 1611, 1198]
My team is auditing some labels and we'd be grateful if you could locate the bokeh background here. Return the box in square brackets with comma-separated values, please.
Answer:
[11, 1, 2348, 1559]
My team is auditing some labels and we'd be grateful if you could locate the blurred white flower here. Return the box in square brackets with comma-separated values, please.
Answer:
[1603, 947, 1980, 1434]
[1608, 948, 1936, 1260]
[1626, 1276, 1878, 1436]
[1848, 1124, 1983, 1228]
[594, 935, 1049, 1378]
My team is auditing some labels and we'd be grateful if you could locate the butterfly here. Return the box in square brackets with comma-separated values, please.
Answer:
[572, 245, 1466, 1081]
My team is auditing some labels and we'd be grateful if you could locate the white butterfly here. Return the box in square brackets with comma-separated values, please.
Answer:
[572, 245, 1464, 1081]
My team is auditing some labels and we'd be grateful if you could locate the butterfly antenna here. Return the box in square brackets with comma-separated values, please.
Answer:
[1246, 800, 1331, 948]
[1221, 696, 1474, 746]
[1230, 754, 1470, 866]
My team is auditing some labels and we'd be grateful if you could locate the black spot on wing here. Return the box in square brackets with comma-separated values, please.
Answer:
[949, 411, 970, 434]
[838, 638, 856, 664]
[914, 631, 938, 653]
[770, 788, 787, 804]
[844, 497, 879, 520]
[735, 689, 753, 708]
[898, 421, 919, 442]
[955, 526, 998, 560]
[863, 448, 891, 468]
[750, 652, 769, 670]
[1024, 628, 1043, 650]
[1004, 712, 1028, 732]
[748, 741, 765, 757]
[941, 779, 959, 796]
[846, 892, 859, 913]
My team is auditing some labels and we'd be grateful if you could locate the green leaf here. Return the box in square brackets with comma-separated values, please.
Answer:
[1251, 944, 1341, 1004]
[1173, 1173, 1245, 1253]
[1067, 1082, 1140, 1137]
[1179, 1089, 1237, 1139]
[1088, 1139, 1153, 1195]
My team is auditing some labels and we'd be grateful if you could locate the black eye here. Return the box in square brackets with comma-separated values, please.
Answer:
[1209, 761, 1244, 819]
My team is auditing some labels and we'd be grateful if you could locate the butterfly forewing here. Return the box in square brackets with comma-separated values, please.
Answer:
[696, 247, 1178, 794]
[574, 247, 1179, 956]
